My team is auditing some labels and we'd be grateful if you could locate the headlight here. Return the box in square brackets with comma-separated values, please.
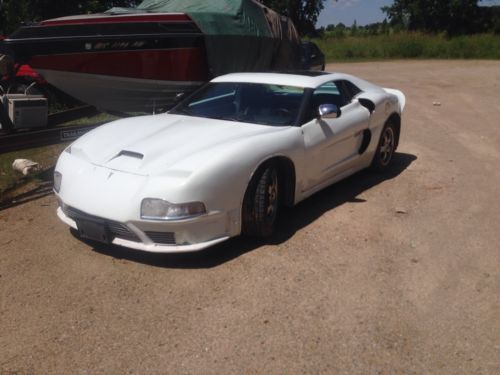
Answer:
[54, 171, 62, 193]
[141, 198, 206, 220]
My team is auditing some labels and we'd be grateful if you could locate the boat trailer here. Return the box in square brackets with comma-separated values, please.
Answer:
[0, 104, 101, 154]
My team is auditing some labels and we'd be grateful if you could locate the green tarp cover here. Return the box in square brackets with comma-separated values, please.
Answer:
[108, 0, 300, 76]
[137, 0, 272, 36]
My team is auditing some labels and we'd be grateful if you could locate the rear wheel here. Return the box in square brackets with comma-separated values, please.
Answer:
[242, 164, 279, 237]
[370, 122, 396, 172]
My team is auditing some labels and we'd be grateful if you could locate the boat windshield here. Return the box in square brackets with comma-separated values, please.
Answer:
[170, 82, 305, 126]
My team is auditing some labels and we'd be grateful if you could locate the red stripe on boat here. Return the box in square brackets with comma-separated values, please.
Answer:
[29, 49, 208, 81]
[41, 14, 191, 26]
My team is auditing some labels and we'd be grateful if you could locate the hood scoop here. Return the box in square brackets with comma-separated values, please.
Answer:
[111, 150, 144, 161]
[104, 150, 146, 175]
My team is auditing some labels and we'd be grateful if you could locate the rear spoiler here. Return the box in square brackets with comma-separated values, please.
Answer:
[384, 88, 406, 112]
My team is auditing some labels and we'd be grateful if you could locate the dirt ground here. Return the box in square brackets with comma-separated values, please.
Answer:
[1, 61, 499, 374]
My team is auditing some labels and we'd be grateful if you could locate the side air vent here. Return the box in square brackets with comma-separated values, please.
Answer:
[358, 98, 376, 114]
[359, 129, 372, 155]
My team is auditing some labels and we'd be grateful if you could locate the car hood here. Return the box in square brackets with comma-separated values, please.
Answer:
[71, 114, 285, 176]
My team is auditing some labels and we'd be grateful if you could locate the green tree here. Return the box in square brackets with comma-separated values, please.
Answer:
[260, 0, 329, 35]
[325, 23, 335, 31]
[350, 19, 358, 36]
[382, 0, 485, 35]
[381, 19, 389, 35]
[337, 23, 347, 37]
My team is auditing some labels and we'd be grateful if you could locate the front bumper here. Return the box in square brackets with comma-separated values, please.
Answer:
[57, 205, 231, 253]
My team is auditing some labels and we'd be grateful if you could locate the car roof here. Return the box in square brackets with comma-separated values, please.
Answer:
[277, 70, 330, 77]
[211, 72, 380, 90]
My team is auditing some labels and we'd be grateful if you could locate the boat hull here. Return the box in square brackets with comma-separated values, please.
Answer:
[37, 69, 203, 113]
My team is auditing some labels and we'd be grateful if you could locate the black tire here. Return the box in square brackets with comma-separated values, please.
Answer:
[370, 121, 396, 172]
[242, 164, 280, 237]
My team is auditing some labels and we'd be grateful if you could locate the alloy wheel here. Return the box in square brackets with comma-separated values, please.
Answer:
[266, 170, 278, 221]
[379, 127, 395, 166]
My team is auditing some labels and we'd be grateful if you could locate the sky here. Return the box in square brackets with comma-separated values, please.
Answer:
[479, 0, 500, 5]
[317, 0, 393, 27]
[317, 0, 500, 27]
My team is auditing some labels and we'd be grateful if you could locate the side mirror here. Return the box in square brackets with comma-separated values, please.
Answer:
[318, 104, 340, 119]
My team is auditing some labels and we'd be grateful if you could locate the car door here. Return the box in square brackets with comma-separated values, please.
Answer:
[301, 81, 370, 191]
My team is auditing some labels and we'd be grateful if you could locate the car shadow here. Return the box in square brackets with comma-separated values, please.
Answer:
[88, 152, 417, 269]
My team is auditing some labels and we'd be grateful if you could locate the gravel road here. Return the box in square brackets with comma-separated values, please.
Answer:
[1, 61, 499, 374]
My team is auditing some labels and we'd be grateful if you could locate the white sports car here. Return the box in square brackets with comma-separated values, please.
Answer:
[54, 71, 405, 253]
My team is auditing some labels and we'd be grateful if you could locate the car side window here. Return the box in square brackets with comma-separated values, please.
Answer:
[304, 81, 346, 122]
[336, 80, 362, 104]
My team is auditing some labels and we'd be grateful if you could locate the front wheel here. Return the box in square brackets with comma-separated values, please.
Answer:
[242, 165, 279, 237]
[370, 122, 396, 172]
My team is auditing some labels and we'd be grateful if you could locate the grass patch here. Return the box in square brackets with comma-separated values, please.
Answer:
[0, 142, 68, 197]
[62, 112, 119, 126]
[312, 33, 500, 61]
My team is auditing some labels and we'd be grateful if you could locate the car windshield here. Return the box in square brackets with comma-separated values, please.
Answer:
[170, 82, 305, 126]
